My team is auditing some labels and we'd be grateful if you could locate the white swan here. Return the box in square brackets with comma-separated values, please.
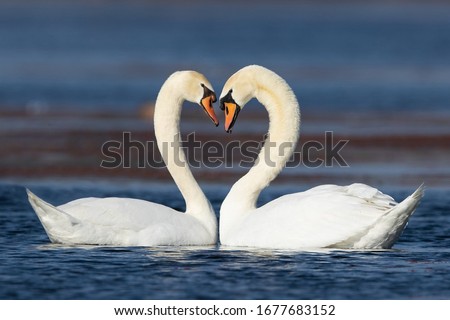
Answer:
[27, 70, 219, 246]
[218, 65, 424, 249]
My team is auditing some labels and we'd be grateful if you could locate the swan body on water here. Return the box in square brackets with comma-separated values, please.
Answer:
[28, 71, 219, 246]
[219, 65, 423, 249]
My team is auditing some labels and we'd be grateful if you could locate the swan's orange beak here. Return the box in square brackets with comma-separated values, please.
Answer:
[200, 88, 219, 127]
[223, 102, 241, 133]
[219, 89, 241, 133]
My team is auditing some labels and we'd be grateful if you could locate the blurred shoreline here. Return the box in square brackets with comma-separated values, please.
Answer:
[1, 106, 449, 189]
[1, 0, 449, 189]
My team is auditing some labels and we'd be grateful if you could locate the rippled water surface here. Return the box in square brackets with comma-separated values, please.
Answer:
[0, 182, 449, 299]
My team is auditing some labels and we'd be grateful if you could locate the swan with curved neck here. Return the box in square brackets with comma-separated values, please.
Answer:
[27, 71, 219, 246]
[219, 65, 423, 249]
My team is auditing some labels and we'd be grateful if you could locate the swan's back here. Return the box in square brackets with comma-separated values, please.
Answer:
[223, 184, 423, 249]
[28, 190, 214, 246]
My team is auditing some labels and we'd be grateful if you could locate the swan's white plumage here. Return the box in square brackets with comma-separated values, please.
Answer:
[219, 65, 423, 249]
[27, 71, 218, 246]
[27, 190, 214, 246]
[221, 183, 424, 249]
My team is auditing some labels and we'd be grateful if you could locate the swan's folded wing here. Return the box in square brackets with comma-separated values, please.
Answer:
[57, 197, 211, 245]
[59, 197, 177, 229]
[234, 184, 398, 249]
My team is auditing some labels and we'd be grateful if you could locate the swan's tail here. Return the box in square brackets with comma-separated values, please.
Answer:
[354, 184, 425, 249]
[27, 189, 79, 243]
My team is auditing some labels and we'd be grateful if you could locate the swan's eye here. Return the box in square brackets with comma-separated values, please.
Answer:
[201, 83, 205, 88]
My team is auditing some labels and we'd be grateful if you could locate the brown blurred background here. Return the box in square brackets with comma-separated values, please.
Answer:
[1, 0, 449, 188]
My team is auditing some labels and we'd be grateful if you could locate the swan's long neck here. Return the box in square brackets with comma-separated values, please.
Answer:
[154, 78, 216, 235]
[221, 69, 300, 233]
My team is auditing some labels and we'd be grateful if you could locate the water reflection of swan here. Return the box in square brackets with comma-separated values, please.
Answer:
[219, 65, 423, 250]
[28, 71, 219, 246]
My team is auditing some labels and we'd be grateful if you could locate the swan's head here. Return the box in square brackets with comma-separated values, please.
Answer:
[176, 71, 219, 126]
[219, 66, 258, 133]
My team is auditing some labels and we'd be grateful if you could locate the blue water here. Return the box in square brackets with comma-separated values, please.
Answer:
[1, 182, 449, 299]
[1, 1, 450, 111]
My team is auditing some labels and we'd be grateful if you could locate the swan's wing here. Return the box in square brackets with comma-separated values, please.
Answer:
[60, 197, 212, 245]
[59, 197, 178, 229]
[231, 184, 401, 249]
[28, 190, 211, 246]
